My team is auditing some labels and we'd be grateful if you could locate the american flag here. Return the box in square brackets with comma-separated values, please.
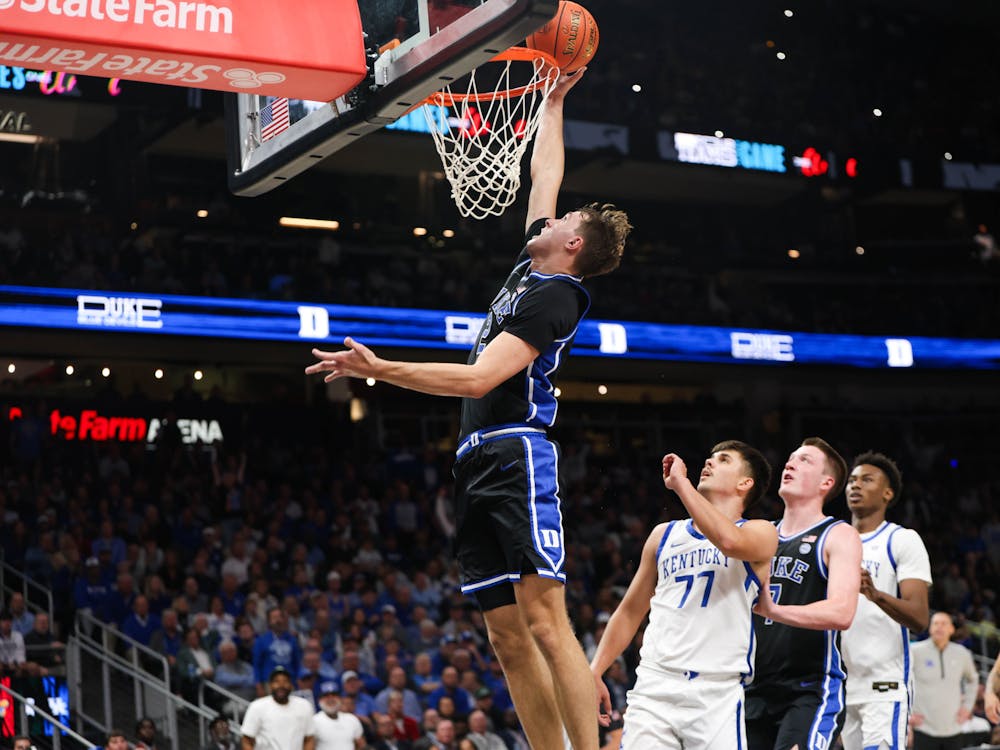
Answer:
[260, 97, 289, 142]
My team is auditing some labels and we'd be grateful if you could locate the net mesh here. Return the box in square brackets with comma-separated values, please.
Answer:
[422, 49, 560, 219]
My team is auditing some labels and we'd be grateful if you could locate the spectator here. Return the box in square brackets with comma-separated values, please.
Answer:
[12, 736, 32, 750]
[101, 729, 129, 750]
[201, 715, 237, 750]
[240, 666, 316, 750]
[177, 626, 215, 702]
[425, 667, 472, 718]
[299, 645, 338, 684]
[465, 710, 505, 750]
[23, 611, 63, 676]
[412, 718, 456, 750]
[375, 667, 422, 721]
[911, 612, 980, 749]
[381, 689, 420, 742]
[91, 519, 127, 566]
[312, 682, 365, 750]
[340, 670, 376, 726]
[73, 557, 111, 625]
[133, 717, 161, 750]
[233, 620, 257, 664]
[181, 576, 210, 616]
[470, 688, 504, 732]
[206, 595, 236, 643]
[0, 610, 27, 677]
[7, 593, 34, 636]
[253, 607, 302, 697]
[212, 639, 256, 703]
[149, 608, 183, 669]
[191, 612, 221, 655]
[372, 712, 412, 750]
[121, 596, 159, 647]
[105, 572, 137, 626]
[412, 653, 441, 699]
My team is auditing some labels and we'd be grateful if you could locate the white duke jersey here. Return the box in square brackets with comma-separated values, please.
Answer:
[639, 519, 762, 681]
[842, 521, 932, 705]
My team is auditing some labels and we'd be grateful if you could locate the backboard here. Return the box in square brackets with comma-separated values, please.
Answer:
[225, 0, 558, 197]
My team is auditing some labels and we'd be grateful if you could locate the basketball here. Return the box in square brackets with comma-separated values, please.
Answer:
[526, 1, 599, 74]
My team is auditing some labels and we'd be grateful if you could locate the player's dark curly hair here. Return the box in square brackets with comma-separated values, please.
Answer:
[851, 451, 903, 507]
[712, 440, 772, 513]
[573, 202, 632, 277]
[801, 437, 848, 504]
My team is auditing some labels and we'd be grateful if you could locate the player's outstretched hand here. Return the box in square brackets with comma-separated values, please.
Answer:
[548, 67, 587, 103]
[661, 453, 688, 492]
[593, 671, 612, 727]
[305, 338, 382, 382]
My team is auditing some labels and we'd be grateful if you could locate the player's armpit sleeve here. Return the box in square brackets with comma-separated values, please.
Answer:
[891, 529, 933, 584]
[504, 281, 582, 354]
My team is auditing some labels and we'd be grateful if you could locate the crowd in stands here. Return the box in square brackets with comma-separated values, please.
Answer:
[1, 382, 999, 747]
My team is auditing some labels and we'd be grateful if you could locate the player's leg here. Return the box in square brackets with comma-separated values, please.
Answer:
[840, 705, 863, 750]
[514, 574, 599, 750]
[744, 696, 780, 750]
[481, 597, 565, 750]
[618, 694, 682, 750]
[775, 688, 845, 750]
[851, 700, 906, 750]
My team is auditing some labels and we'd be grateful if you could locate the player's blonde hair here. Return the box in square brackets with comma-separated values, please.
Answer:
[573, 202, 632, 277]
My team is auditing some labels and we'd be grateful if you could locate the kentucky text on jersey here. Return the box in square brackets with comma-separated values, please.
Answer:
[661, 547, 730, 577]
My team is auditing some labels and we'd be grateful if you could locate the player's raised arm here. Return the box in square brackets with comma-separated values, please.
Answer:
[662, 453, 777, 565]
[589, 523, 661, 723]
[525, 69, 586, 233]
[755, 522, 862, 630]
[306, 331, 538, 399]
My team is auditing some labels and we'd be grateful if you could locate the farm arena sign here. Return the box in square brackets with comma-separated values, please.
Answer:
[0, 0, 366, 100]
[7, 405, 223, 444]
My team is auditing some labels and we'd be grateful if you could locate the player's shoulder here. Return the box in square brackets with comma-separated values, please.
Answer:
[644, 521, 673, 551]
[826, 519, 862, 547]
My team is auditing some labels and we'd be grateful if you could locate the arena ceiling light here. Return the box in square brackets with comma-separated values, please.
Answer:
[278, 217, 340, 231]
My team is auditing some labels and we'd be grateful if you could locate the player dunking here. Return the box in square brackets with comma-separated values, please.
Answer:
[589, 442, 777, 749]
[307, 69, 632, 750]
[840, 452, 931, 750]
[747, 437, 863, 750]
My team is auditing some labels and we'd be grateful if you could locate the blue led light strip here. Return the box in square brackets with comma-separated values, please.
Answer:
[1, 285, 998, 370]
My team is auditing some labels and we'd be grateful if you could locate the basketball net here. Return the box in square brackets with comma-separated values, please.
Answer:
[422, 48, 560, 220]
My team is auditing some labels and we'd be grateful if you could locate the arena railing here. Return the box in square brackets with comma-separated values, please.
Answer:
[71, 610, 244, 750]
[0, 558, 55, 630]
[0, 680, 94, 749]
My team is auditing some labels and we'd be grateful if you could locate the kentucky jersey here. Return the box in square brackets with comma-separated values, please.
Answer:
[459, 219, 590, 439]
[750, 517, 847, 690]
[842, 521, 932, 705]
[639, 519, 761, 680]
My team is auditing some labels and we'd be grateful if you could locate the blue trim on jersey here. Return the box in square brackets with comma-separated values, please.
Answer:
[901, 623, 911, 702]
[686, 519, 706, 540]
[808, 628, 846, 749]
[742, 561, 762, 591]
[655, 521, 677, 560]
[815, 519, 842, 580]
[736, 699, 743, 750]
[891, 700, 901, 749]
[460, 572, 522, 593]
[886, 526, 901, 570]
[861, 520, 892, 543]
[523, 435, 566, 579]
[742, 604, 756, 684]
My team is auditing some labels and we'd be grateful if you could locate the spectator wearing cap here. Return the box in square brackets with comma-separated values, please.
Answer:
[7, 593, 34, 636]
[375, 666, 423, 721]
[241, 666, 316, 750]
[340, 670, 377, 724]
[313, 681, 365, 750]
[411, 652, 441, 699]
[433, 635, 458, 674]
[0, 610, 26, 677]
[253, 607, 302, 697]
[213, 639, 256, 703]
[471, 687, 504, 731]
[426, 667, 473, 718]
[201, 715, 237, 750]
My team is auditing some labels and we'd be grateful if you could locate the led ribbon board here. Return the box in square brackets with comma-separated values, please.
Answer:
[1, 285, 999, 370]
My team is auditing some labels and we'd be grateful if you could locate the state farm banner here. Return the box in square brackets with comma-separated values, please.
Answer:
[0, 0, 366, 101]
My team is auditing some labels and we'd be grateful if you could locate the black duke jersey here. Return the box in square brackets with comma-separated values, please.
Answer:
[459, 219, 590, 439]
[750, 516, 847, 689]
